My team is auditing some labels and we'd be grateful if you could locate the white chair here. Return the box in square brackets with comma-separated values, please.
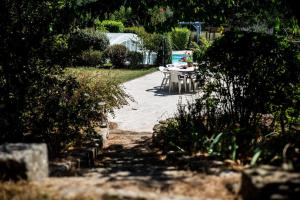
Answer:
[159, 66, 170, 89]
[169, 71, 185, 94]
[186, 72, 199, 92]
[166, 64, 174, 68]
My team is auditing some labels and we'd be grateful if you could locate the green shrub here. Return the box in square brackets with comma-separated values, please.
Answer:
[24, 68, 130, 156]
[170, 27, 191, 50]
[155, 31, 300, 167]
[191, 37, 211, 62]
[127, 51, 143, 68]
[124, 26, 147, 36]
[77, 49, 104, 66]
[72, 71, 131, 113]
[95, 20, 125, 33]
[104, 44, 129, 67]
[69, 29, 109, 53]
[49, 34, 71, 66]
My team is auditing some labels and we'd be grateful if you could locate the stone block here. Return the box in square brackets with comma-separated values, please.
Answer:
[0, 143, 48, 181]
[240, 165, 300, 200]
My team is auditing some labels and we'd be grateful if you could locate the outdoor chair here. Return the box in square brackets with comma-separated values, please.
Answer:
[169, 71, 185, 94]
[166, 64, 174, 68]
[159, 66, 170, 89]
[185, 72, 199, 92]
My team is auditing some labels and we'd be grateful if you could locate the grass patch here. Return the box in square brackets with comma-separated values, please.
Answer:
[65, 67, 157, 83]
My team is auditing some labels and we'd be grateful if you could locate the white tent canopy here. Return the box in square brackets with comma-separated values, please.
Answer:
[106, 33, 142, 52]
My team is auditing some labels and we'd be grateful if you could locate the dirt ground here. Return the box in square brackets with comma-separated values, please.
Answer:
[0, 131, 241, 200]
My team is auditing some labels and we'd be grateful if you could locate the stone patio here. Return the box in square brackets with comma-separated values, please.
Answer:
[109, 70, 198, 132]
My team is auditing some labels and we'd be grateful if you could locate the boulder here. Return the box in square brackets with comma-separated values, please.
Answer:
[240, 165, 300, 200]
[0, 143, 48, 181]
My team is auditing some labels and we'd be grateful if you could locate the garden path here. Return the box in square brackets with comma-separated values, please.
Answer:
[109, 70, 198, 132]
[30, 131, 240, 200]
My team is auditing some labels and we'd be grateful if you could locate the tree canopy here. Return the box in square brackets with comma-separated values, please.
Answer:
[80, 0, 298, 32]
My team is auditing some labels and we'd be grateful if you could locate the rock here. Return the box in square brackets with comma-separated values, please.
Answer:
[240, 165, 300, 200]
[49, 159, 79, 177]
[109, 122, 118, 130]
[0, 143, 48, 181]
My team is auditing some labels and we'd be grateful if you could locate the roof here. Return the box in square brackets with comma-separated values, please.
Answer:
[105, 33, 140, 45]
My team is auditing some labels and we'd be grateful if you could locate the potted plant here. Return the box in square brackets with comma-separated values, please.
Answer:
[186, 53, 193, 67]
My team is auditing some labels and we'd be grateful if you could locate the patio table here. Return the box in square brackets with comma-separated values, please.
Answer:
[167, 66, 196, 73]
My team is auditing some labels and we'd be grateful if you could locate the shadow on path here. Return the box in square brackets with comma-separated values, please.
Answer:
[146, 86, 198, 97]
[78, 133, 240, 199]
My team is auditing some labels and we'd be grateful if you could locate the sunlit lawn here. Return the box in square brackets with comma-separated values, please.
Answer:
[65, 67, 157, 83]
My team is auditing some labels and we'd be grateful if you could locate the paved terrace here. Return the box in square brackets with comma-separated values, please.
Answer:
[110, 70, 199, 132]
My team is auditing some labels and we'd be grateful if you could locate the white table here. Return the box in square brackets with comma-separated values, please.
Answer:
[167, 66, 196, 73]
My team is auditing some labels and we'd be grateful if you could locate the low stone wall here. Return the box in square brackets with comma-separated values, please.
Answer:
[0, 143, 48, 181]
[49, 126, 110, 176]
[240, 165, 300, 200]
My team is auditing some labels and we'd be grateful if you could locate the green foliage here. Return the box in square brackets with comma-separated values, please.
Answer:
[170, 27, 191, 50]
[1, 0, 74, 145]
[104, 44, 129, 67]
[50, 34, 72, 66]
[69, 29, 109, 53]
[201, 31, 300, 131]
[86, 0, 298, 34]
[78, 49, 104, 66]
[127, 51, 143, 68]
[109, 6, 134, 26]
[148, 6, 173, 32]
[0, 0, 129, 157]
[95, 20, 125, 33]
[156, 31, 300, 167]
[191, 37, 211, 63]
[124, 26, 148, 39]
[69, 70, 131, 114]
[156, 34, 173, 66]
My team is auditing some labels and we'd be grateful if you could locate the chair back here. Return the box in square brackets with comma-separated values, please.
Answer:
[159, 66, 167, 72]
[166, 64, 174, 68]
[170, 71, 180, 83]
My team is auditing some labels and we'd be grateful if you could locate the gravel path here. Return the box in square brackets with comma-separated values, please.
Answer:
[110, 71, 198, 132]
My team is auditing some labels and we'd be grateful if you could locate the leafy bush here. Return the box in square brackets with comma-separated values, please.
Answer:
[191, 36, 211, 62]
[71, 71, 131, 114]
[95, 20, 125, 33]
[77, 49, 104, 66]
[49, 34, 71, 66]
[69, 29, 109, 53]
[127, 51, 143, 68]
[156, 31, 300, 167]
[124, 26, 147, 36]
[104, 44, 129, 67]
[170, 27, 191, 50]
